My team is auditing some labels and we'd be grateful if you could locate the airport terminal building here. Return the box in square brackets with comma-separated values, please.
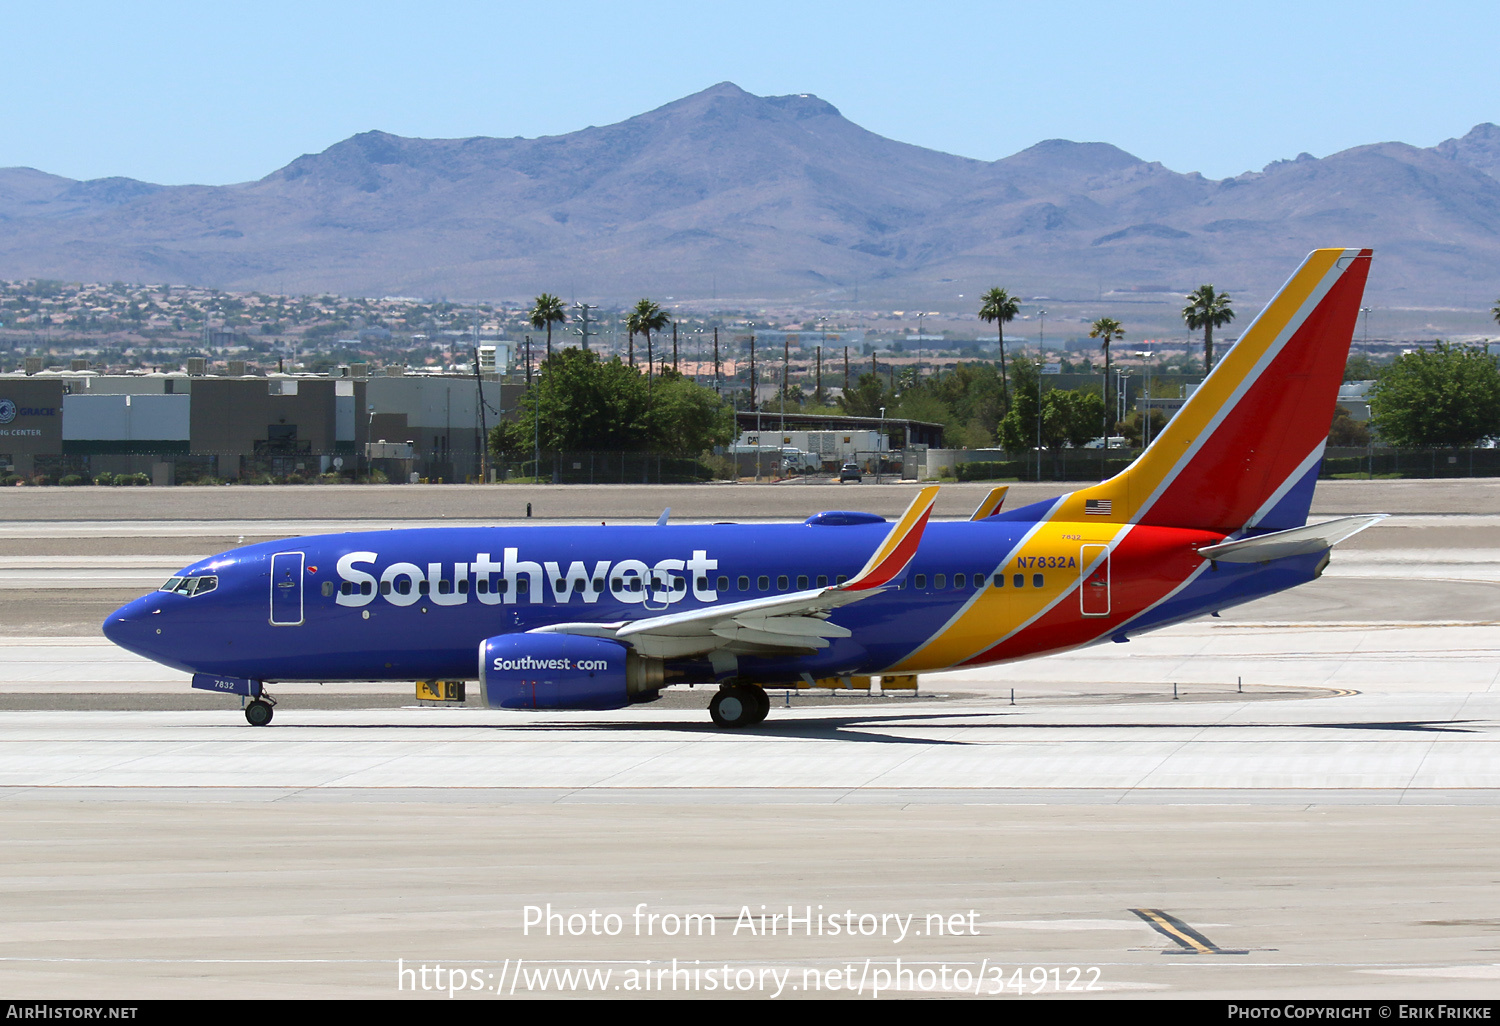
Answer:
[0, 367, 518, 484]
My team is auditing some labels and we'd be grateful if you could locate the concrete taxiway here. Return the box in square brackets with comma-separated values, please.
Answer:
[1, 482, 1498, 999]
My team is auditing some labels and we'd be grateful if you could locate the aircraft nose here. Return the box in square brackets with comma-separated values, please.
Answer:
[102, 595, 162, 653]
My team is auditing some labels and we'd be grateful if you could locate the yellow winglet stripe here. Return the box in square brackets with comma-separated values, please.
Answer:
[843, 485, 939, 591]
[970, 486, 1009, 521]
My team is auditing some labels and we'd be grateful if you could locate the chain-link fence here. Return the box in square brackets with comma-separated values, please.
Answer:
[948, 446, 1500, 482]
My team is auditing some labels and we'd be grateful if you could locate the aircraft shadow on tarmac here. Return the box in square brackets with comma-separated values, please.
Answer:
[268, 712, 1487, 745]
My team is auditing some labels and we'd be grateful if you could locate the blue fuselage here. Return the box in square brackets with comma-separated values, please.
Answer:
[103, 515, 1323, 686]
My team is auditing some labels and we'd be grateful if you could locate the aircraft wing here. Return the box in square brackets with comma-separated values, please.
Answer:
[531, 486, 940, 659]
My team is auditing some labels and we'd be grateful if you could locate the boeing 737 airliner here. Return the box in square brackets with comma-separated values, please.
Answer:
[105, 248, 1381, 728]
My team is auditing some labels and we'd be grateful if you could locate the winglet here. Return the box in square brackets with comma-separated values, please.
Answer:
[840, 485, 939, 592]
[970, 485, 1009, 521]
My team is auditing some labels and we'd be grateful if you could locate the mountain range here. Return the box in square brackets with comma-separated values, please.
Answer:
[2, 82, 1499, 314]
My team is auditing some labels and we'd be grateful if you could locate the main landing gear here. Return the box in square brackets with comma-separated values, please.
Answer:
[245, 692, 277, 727]
[709, 683, 769, 729]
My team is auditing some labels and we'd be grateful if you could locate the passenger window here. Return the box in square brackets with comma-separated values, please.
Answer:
[935, 574, 946, 590]
[478, 579, 489, 594]
[954, 573, 966, 589]
[361, 582, 372, 595]
[438, 580, 452, 594]
[1033, 573, 1044, 588]
[914, 574, 927, 589]
[797, 575, 808, 590]
[517, 579, 529, 594]
[498, 579, 508, 594]
[993, 573, 1004, 587]
[836, 575, 847, 585]
[593, 578, 604, 592]
[758, 576, 769, 591]
[717, 576, 729, 592]
[739, 576, 750, 591]
[1013, 574, 1024, 588]
[777, 575, 789, 591]
[322, 581, 335, 597]
[380, 580, 392, 595]
[697, 576, 708, 591]
[458, 580, 469, 594]
[419, 581, 430, 595]
[396, 580, 411, 595]
[817, 575, 828, 588]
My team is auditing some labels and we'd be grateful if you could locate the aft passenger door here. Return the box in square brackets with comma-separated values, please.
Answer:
[1079, 544, 1110, 617]
[270, 551, 305, 626]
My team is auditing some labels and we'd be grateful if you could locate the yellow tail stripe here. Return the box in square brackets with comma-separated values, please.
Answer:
[1064, 248, 1345, 525]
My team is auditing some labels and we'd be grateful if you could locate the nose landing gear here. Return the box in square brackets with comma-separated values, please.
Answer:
[245, 693, 276, 727]
[709, 683, 769, 728]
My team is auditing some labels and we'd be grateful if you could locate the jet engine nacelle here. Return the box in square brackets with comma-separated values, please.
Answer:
[478, 633, 664, 710]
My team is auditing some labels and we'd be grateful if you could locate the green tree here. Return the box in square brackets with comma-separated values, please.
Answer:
[977, 287, 1020, 410]
[626, 299, 670, 382]
[1344, 352, 1382, 382]
[1328, 405, 1371, 447]
[647, 368, 737, 455]
[1049, 389, 1107, 448]
[837, 372, 890, 418]
[1368, 343, 1500, 446]
[997, 357, 1041, 452]
[489, 348, 733, 458]
[1183, 285, 1234, 375]
[529, 294, 567, 360]
[491, 348, 648, 455]
[998, 363, 1106, 453]
[1117, 408, 1168, 448]
[1088, 317, 1125, 444]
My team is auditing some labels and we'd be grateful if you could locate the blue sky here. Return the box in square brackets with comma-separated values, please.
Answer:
[5, 1, 1496, 185]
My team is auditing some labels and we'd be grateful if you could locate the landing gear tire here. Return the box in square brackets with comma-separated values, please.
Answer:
[245, 699, 274, 727]
[748, 685, 770, 724]
[710, 684, 768, 729]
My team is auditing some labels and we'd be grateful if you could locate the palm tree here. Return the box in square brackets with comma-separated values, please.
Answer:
[626, 299, 669, 384]
[978, 287, 1020, 409]
[529, 294, 567, 361]
[1089, 317, 1125, 447]
[1183, 284, 1234, 375]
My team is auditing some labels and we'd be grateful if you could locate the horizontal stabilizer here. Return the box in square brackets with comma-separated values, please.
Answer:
[1197, 514, 1386, 563]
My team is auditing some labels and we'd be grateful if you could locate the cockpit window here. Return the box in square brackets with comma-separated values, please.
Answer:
[158, 575, 218, 597]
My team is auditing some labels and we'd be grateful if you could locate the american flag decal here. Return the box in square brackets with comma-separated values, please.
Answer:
[1085, 499, 1112, 515]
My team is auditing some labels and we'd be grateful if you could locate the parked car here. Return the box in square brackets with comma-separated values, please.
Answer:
[839, 462, 862, 482]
